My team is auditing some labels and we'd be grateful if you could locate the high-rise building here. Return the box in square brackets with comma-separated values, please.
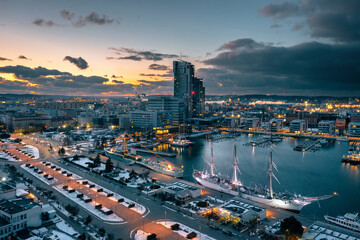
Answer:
[173, 60, 205, 119]
[147, 96, 185, 125]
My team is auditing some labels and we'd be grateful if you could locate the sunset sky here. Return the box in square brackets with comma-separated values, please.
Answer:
[0, 0, 359, 96]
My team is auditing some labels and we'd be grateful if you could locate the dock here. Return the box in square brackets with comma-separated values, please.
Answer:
[133, 148, 177, 157]
[294, 139, 322, 151]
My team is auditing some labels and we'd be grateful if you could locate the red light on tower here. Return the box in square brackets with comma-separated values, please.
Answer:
[191, 90, 195, 95]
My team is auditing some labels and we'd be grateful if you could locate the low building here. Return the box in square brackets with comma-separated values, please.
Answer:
[269, 119, 283, 132]
[162, 182, 202, 201]
[242, 118, 260, 130]
[289, 119, 308, 134]
[224, 117, 242, 128]
[0, 199, 42, 239]
[336, 118, 347, 135]
[209, 199, 266, 226]
[318, 120, 336, 135]
[0, 183, 16, 200]
[348, 122, 360, 137]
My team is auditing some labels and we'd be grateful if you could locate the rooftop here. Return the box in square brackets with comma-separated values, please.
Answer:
[0, 199, 39, 214]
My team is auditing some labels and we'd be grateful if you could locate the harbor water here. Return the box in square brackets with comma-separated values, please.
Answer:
[153, 133, 360, 219]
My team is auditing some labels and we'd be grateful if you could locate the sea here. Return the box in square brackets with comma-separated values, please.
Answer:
[153, 133, 360, 219]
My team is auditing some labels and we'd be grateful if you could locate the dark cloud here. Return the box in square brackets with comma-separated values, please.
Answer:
[148, 64, 169, 71]
[63, 56, 89, 69]
[60, 10, 74, 21]
[258, 2, 300, 20]
[0, 65, 170, 95]
[217, 38, 266, 51]
[111, 75, 123, 78]
[112, 80, 124, 84]
[60, 10, 119, 27]
[106, 56, 142, 61]
[18, 55, 31, 60]
[0, 57, 11, 61]
[259, 0, 360, 42]
[108, 47, 179, 61]
[140, 73, 156, 77]
[139, 70, 173, 78]
[201, 38, 360, 96]
[33, 19, 57, 27]
[0, 65, 70, 78]
[137, 79, 172, 86]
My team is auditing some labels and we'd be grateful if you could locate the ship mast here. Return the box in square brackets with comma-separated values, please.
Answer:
[269, 135, 274, 198]
[232, 136, 239, 185]
[210, 140, 215, 177]
[268, 133, 280, 198]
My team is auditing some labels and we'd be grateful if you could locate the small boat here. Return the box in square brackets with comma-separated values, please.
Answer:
[342, 153, 360, 164]
[324, 212, 360, 232]
[170, 137, 193, 147]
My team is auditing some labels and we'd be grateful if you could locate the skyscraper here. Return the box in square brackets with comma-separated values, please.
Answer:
[173, 60, 205, 119]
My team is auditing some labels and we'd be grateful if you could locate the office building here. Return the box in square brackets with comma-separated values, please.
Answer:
[130, 110, 172, 132]
[318, 120, 336, 135]
[348, 122, 360, 137]
[0, 199, 42, 240]
[289, 119, 308, 133]
[242, 118, 260, 130]
[173, 60, 205, 119]
[147, 96, 185, 125]
[269, 119, 283, 132]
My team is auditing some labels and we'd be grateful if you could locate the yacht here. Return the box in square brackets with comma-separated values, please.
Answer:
[170, 137, 193, 147]
[324, 213, 360, 232]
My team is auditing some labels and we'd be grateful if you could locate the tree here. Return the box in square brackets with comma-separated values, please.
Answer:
[84, 215, 92, 225]
[99, 227, 106, 237]
[0, 132, 10, 139]
[58, 147, 65, 155]
[65, 204, 79, 216]
[93, 154, 101, 167]
[105, 158, 114, 173]
[73, 154, 79, 161]
[280, 216, 304, 240]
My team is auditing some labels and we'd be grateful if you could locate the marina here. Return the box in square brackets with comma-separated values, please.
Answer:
[155, 133, 359, 219]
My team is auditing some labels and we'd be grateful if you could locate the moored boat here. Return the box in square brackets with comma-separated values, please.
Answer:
[193, 137, 335, 212]
[324, 213, 360, 232]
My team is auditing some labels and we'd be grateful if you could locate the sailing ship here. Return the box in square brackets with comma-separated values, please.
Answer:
[193, 137, 335, 212]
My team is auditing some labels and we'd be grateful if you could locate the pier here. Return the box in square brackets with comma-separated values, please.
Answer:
[294, 139, 322, 151]
[134, 148, 177, 157]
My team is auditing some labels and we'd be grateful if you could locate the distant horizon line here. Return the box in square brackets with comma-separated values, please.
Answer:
[0, 93, 357, 99]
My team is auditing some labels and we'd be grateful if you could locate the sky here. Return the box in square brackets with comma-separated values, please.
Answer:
[0, 0, 359, 96]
